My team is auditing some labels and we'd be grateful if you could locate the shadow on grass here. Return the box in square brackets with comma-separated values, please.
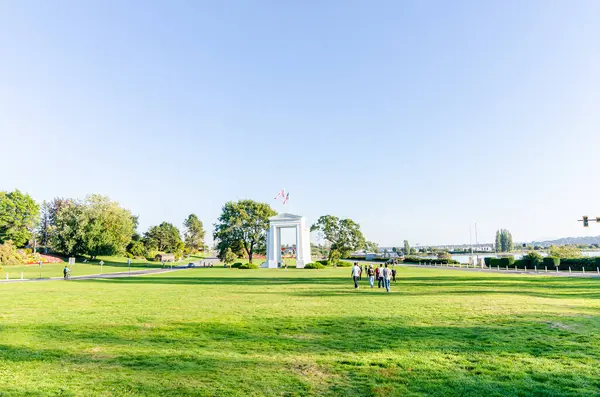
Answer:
[78, 274, 600, 300]
[2, 311, 600, 396]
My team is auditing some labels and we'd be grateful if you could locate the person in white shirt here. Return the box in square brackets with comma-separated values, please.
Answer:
[383, 264, 392, 292]
[351, 263, 361, 289]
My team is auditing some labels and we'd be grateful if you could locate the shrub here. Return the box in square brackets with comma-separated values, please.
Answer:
[559, 257, 598, 271]
[304, 262, 325, 269]
[514, 259, 540, 269]
[0, 241, 23, 267]
[124, 252, 134, 259]
[231, 262, 243, 269]
[499, 256, 515, 267]
[522, 251, 542, 265]
[239, 262, 258, 269]
[549, 245, 582, 259]
[484, 257, 492, 267]
[436, 251, 451, 260]
[146, 250, 159, 261]
[543, 257, 560, 269]
[489, 258, 501, 267]
[514, 259, 527, 269]
[318, 259, 353, 267]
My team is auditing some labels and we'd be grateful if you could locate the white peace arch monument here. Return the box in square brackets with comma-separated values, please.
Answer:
[263, 213, 312, 268]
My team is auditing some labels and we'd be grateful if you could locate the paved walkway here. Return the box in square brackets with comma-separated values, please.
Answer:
[0, 267, 187, 283]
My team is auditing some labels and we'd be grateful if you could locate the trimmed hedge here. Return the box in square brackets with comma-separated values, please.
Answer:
[304, 262, 325, 269]
[403, 256, 460, 265]
[489, 257, 515, 267]
[484, 257, 492, 267]
[513, 259, 525, 268]
[231, 262, 243, 269]
[346, 256, 390, 263]
[513, 259, 541, 269]
[543, 257, 560, 269]
[499, 256, 515, 267]
[514, 259, 541, 269]
[558, 257, 600, 271]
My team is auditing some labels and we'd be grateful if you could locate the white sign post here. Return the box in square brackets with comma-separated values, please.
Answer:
[99, 260, 104, 273]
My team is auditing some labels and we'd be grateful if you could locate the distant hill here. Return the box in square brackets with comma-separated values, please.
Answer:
[530, 235, 600, 246]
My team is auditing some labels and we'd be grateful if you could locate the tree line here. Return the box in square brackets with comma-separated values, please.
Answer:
[212, 201, 372, 264]
[0, 189, 205, 260]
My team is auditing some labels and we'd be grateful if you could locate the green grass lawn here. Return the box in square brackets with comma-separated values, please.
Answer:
[0, 255, 204, 280]
[0, 266, 599, 396]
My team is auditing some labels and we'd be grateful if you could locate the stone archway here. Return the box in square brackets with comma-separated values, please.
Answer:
[264, 213, 311, 268]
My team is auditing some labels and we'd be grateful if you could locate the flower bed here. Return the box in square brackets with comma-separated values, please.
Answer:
[23, 254, 64, 264]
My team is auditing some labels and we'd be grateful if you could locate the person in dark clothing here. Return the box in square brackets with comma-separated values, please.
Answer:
[367, 264, 375, 288]
[392, 266, 397, 282]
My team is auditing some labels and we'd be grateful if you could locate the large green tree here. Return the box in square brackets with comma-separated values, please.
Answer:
[495, 229, 513, 252]
[144, 222, 182, 253]
[83, 195, 135, 258]
[549, 245, 582, 259]
[403, 240, 410, 255]
[310, 215, 365, 258]
[0, 190, 39, 247]
[50, 195, 135, 258]
[38, 201, 51, 248]
[183, 214, 205, 253]
[50, 199, 87, 256]
[495, 231, 502, 252]
[213, 200, 276, 264]
[364, 240, 379, 254]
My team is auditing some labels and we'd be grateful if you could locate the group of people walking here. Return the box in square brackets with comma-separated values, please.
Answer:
[352, 262, 396, 292]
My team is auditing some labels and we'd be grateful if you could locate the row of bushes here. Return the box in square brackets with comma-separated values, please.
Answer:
[557, 257, 600, 271]
[404, 256, 460, 265]
[484, 256, 600, 271]
[485, 257, 516, 268]
[345, 256, 389, 263]
[316, 259, 354, 267]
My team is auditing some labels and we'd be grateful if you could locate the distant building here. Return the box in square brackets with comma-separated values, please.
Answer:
[155, 253, 175, 262]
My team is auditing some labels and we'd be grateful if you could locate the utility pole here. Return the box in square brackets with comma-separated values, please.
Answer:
[469, 224, 473, 265]
[475, 222, 479, 267]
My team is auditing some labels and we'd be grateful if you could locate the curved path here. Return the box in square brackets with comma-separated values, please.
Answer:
[0, 267, 189, 283]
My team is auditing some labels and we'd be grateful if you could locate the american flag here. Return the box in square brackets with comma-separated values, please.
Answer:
[274, 188, 285, 200]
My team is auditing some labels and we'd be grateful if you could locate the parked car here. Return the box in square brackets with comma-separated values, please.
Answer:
[187, 263, 196, 268]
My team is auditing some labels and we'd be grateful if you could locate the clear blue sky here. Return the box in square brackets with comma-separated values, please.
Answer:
[1, 1, 599, 246]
